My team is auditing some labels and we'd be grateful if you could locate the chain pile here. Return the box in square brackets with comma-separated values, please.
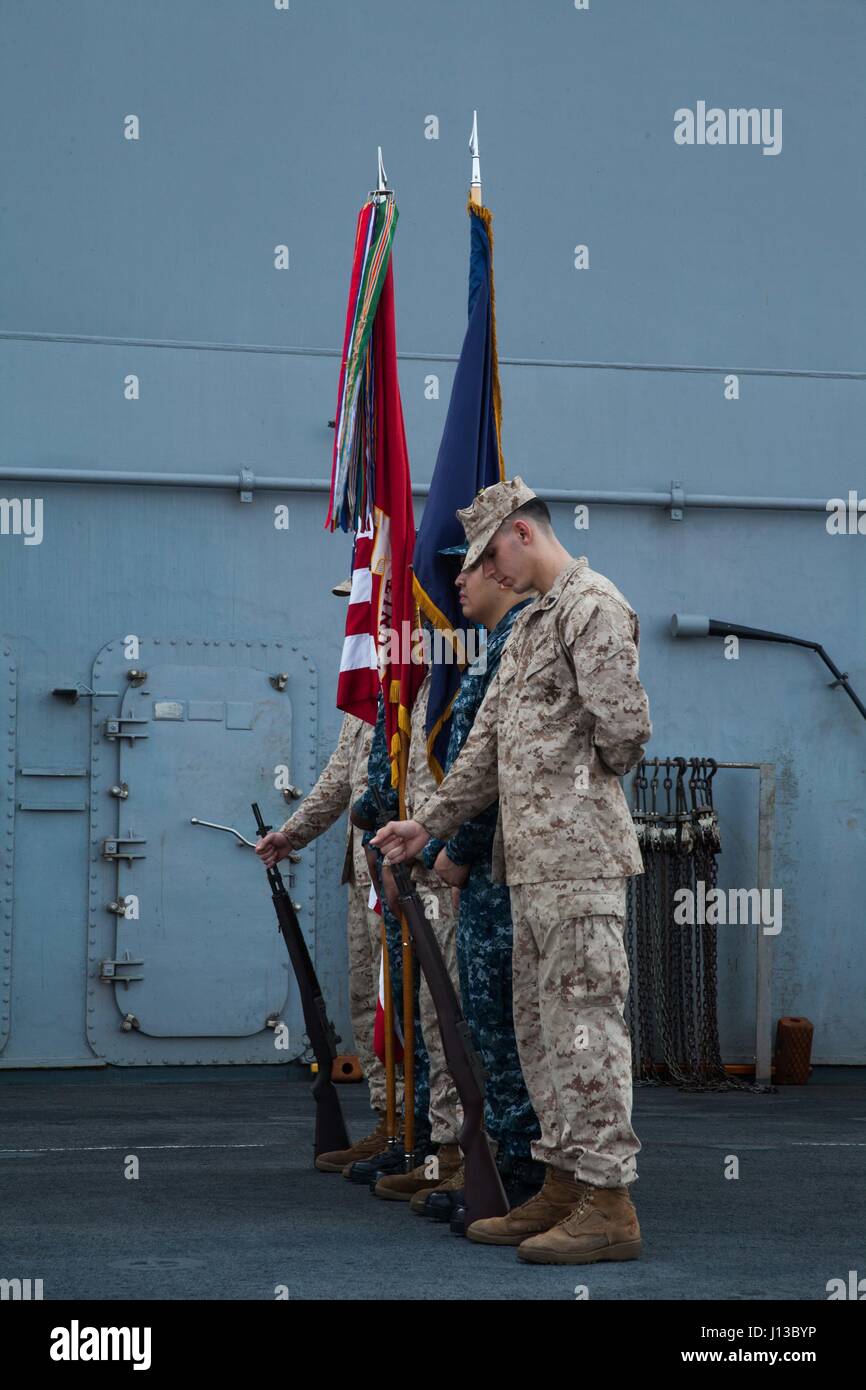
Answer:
[625, 757, 765, 1093]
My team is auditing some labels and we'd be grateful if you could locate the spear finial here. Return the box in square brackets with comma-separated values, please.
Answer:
[371, 146, 392, 202]
[469, 110, 482, 206]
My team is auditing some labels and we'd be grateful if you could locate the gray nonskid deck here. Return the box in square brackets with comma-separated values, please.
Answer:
[0, 1070, 862, 1302]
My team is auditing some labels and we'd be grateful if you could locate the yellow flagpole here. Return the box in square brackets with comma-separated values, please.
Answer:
[380, 921, 397, 1142]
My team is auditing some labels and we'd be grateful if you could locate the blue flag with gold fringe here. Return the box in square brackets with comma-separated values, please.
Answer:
[412, 198, 506, 781]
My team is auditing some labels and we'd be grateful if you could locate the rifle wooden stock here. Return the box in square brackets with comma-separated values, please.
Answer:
[252, 803, 350, 1159]
[394, 881, 508, 1223]
[372, 795, 508, 1223]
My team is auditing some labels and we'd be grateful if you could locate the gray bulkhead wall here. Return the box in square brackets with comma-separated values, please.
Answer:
[0, 2, 863, 1065]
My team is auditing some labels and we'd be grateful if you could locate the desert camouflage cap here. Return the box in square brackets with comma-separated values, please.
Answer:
[456, 476, 538, 571]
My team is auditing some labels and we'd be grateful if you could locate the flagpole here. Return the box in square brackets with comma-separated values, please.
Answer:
[467, 111, 505, 481]
[371, 145, 416, 1170]
[397, 746, 415, 1170]
[371, 145, 401, 1155]
[400, 908, 415, 1168]
[380, 922, 398, 1145]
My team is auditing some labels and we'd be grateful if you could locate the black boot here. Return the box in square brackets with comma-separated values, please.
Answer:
[345, 1144, 432, 1187]
[367, 1146, 433, 1190]
[444, 1158, 544, 1232]
[426, 1187, 465, 1222]
[345, 1141, 406, 1186]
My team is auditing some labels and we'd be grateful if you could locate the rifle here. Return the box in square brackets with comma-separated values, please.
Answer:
[251, 802, 350, 1159]
[371, 788, 508, 1224]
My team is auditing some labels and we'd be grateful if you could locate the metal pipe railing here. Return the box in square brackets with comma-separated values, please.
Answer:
[0, 466, 837, 513]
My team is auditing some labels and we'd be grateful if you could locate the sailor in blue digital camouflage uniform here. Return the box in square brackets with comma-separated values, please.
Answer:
[417, 543, 543, 1228]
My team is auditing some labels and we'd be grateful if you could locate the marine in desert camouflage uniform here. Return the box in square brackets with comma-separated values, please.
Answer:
[373, 478, 652, 1264]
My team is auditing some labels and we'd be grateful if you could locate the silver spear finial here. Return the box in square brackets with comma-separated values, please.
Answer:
[469, 110, 482, 205]
[370, 145, 392, 203]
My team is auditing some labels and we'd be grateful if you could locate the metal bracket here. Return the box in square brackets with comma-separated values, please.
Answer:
[239, 467, 254, 503]
[269, 673, 288, 692]
[110, 782, 129, 800]
[670, 480, 685, 521]
[102, 836, 147, 863]
[106, 898, 130, 916]
[53, 685, 119, 703]
[103, 717, 149, 744]
[126, 669, 147, 686]
[99, 956, 144, 987]
[281, 784, 303, 802]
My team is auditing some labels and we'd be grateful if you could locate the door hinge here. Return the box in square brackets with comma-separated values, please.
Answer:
[99, 955, 145, 987]
[103, 717, 149, 744]
[102, 835, 147, 862]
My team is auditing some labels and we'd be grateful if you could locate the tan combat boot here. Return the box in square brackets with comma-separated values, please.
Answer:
[409, 1160, 465, 1214]
[517, 1183, 642, 1264]
[467, 1166, 587, 1245]
[314, 1115, 390, 1173]
[374, 1144, 461, 1201]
